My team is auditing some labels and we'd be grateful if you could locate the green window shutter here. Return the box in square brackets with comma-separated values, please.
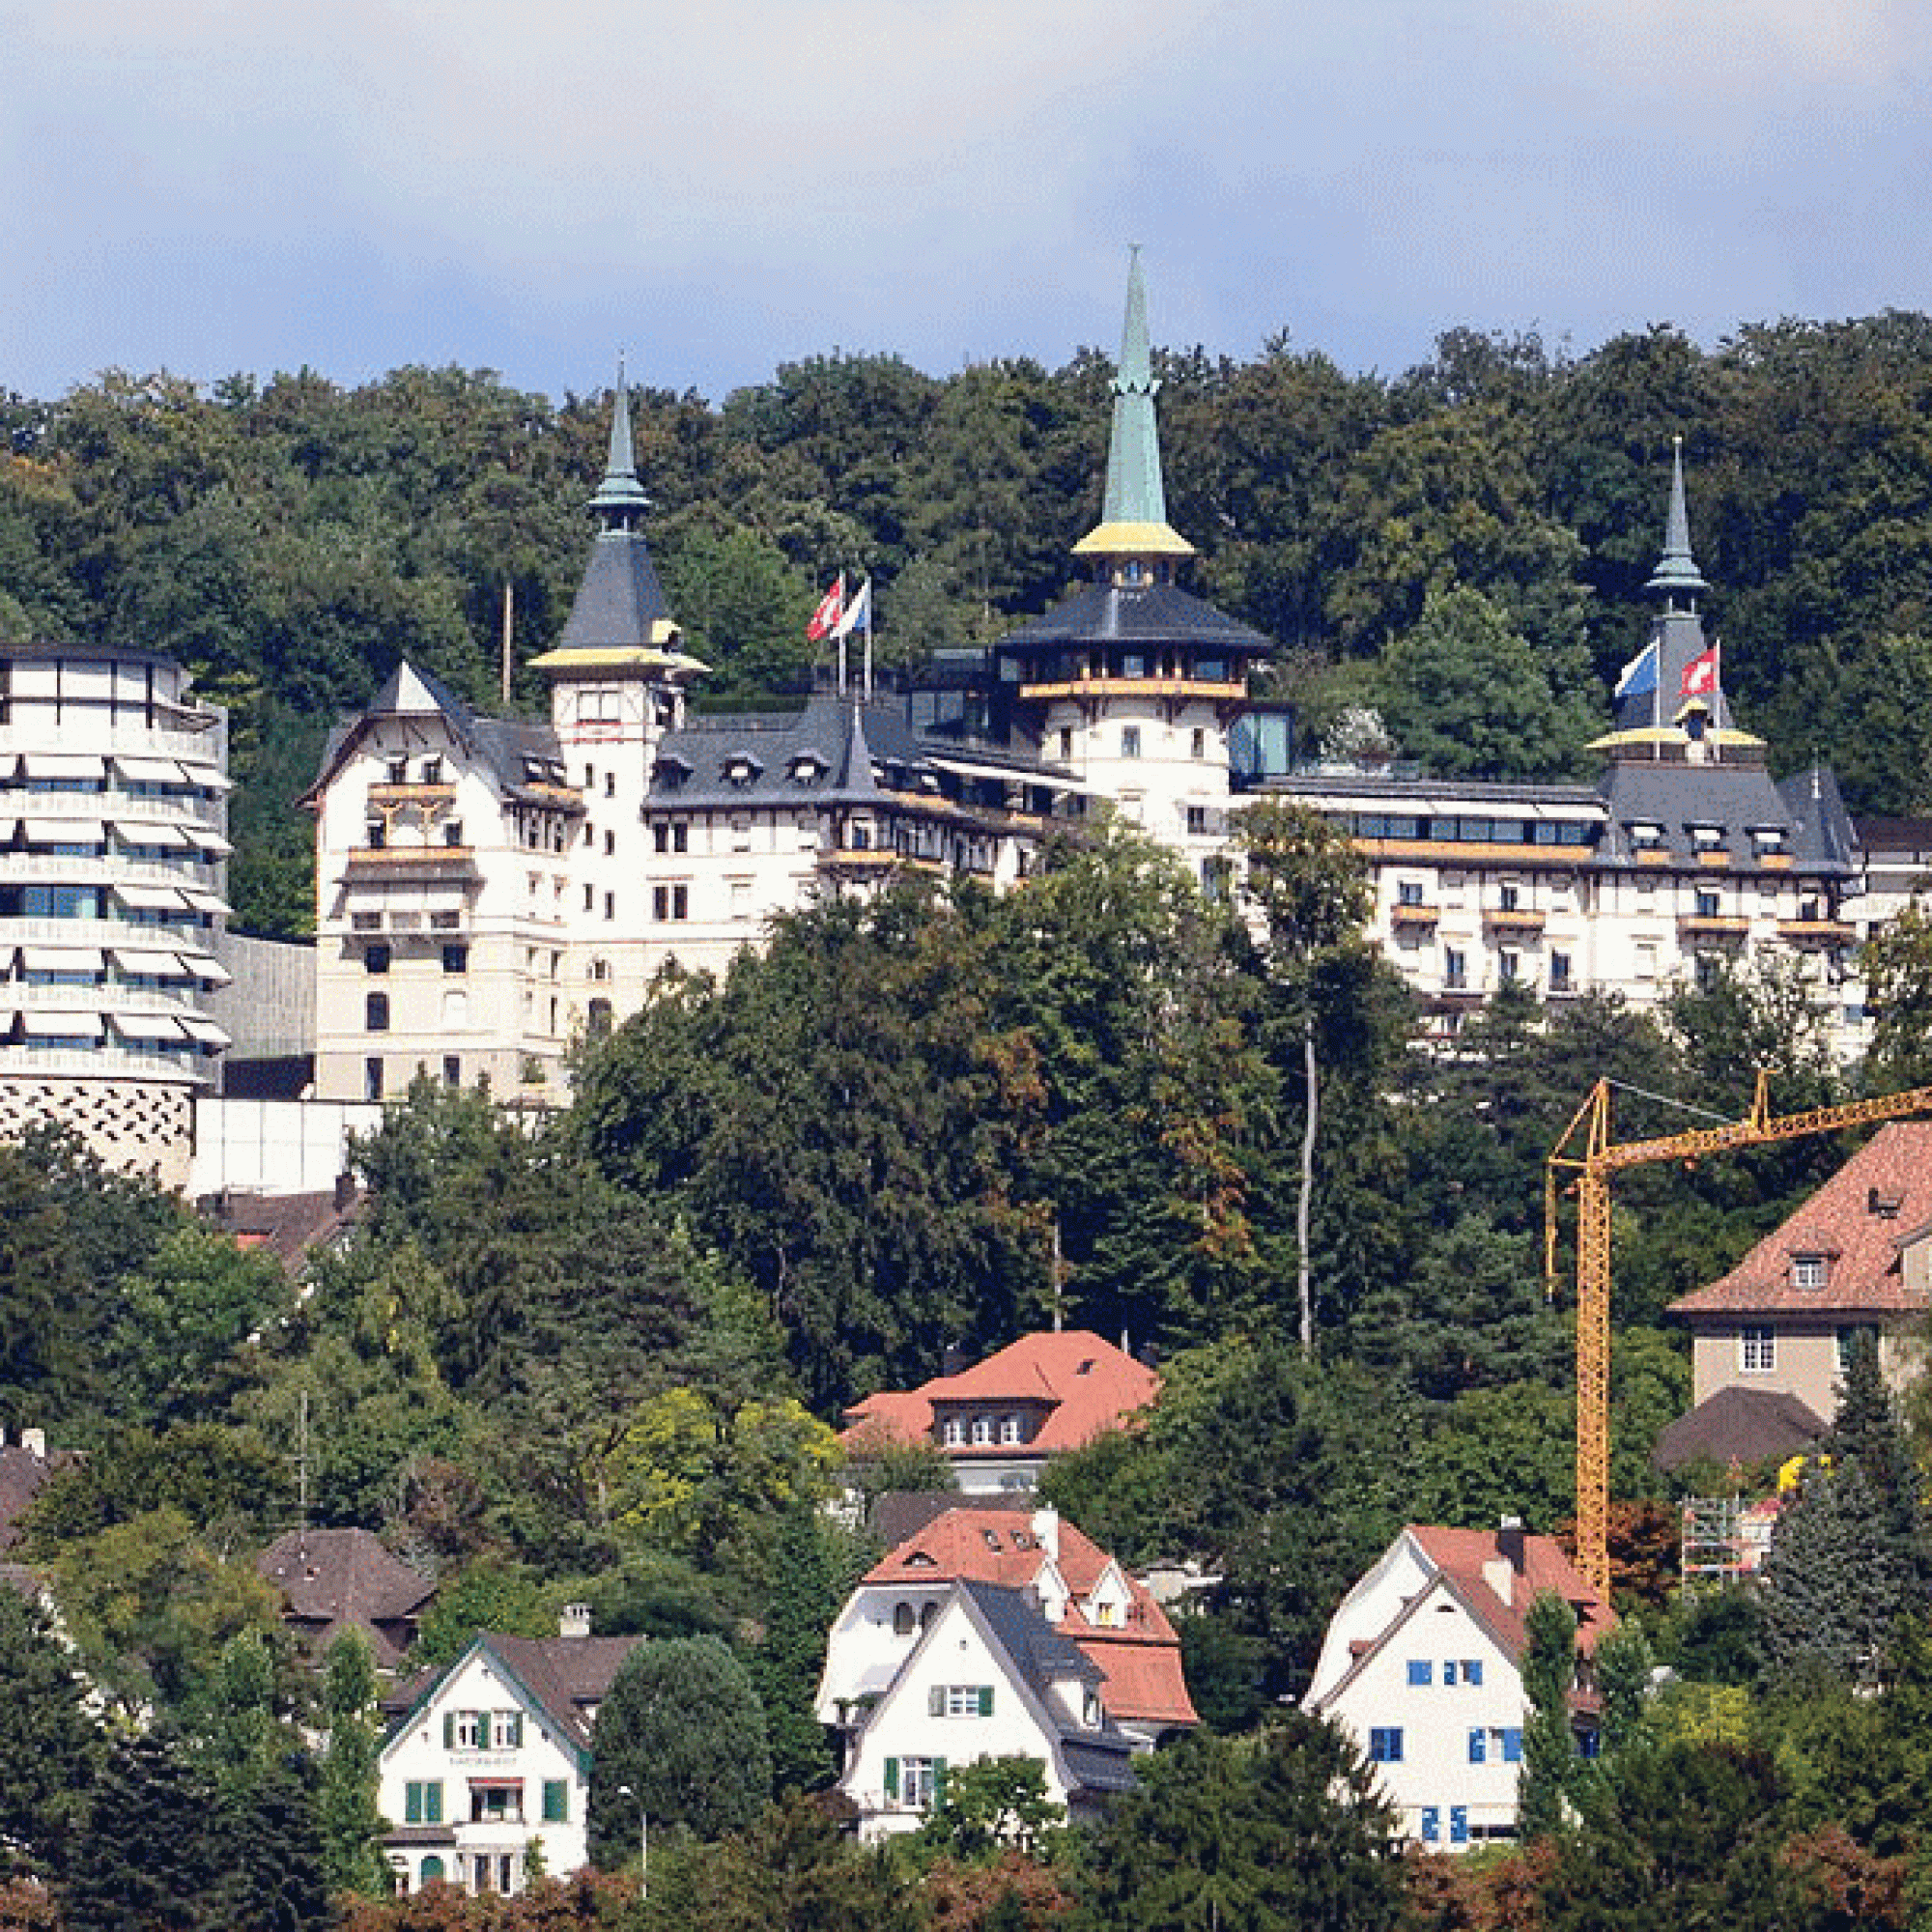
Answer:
[543, 1780, 568, 1823]
[405, 1782, 423, 1824]
[426, 1781, 442, 1825]
[476, 1712, 491, 1749]
[979, 1687, 993, 1717]
[442, 1713, 454, 1749]
[934, 1758, 948, 1804]
[929, 1685, 945, 1718]
[884, 1757, 899, 1800]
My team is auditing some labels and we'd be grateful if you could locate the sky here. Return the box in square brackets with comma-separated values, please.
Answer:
[2, 0, 1929, 407]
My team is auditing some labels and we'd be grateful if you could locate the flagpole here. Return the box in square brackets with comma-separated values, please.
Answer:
[864, 582, 873, 701]
[836, 571, 847, 697]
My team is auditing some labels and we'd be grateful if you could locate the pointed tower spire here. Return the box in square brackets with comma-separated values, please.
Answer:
[1072, 248, 1194, 566]
[1644, 436, 1708, 606]
[589, 358, 649, 527]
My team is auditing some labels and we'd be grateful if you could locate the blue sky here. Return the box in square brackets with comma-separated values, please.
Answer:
[3, 0, 1928, 406]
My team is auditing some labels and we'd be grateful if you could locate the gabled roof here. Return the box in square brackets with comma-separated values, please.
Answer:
[384, 1632, 644, 1774]
[862, 1507, 1195, 1731]
[210, 1188, 359, 1273]
[1652, 1386, 1828, 1471]
[1402, 1524, 1615, 1664]
[1668, 1122, 1932, 1320]
[840, 1329, 1160, 1460]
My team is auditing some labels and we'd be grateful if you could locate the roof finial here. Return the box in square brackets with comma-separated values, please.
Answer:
[589, 356, 649, 526]
[1645, 434, 1708, 606]
[1071, 249, 1195, 564]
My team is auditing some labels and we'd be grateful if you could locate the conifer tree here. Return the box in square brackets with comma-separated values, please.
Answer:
[318, 1631, 390, 1896]
[1518, 1590, 1578, 1840]
[0, 1587, 101, 1882]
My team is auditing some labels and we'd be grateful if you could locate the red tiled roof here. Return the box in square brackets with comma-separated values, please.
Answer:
[1406, 1524, 1615, 1662]
[839, 1331, 1159, 1458]
[1668, 1122, 1932, 1320]
[864, 1507, 1195, 1729]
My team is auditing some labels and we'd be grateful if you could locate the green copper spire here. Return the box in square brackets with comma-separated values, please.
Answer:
[590, 358, 649, 526]
[1645, 436, 1708, 604]
[1073, 248, 1194, 562]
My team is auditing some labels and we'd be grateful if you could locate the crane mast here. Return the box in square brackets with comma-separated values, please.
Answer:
[1547, 1072, 1932, 1600]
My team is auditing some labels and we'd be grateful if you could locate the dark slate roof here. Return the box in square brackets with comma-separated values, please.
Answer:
[649, 691, 1041, 812]
[1596, 757, 1859, 875]
[868, 1490, 1016, 1548]
[1278, 772, 1605, 810]
[486, 1634, 645, 1750]
[307, 661, 578, 812]
[1653, 1387, 1828, 1471]
[0, 1443, 56, 1550]
[1000, 582, 1271, 654]
[956, 1581, 1140, 1798]
[555, 531, 675, 652]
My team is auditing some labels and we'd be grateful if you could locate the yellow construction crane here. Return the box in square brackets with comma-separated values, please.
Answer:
[1546, 1072, 1932, 1600]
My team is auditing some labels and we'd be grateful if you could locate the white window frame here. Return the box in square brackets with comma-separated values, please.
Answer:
[1741, 1325, 1776, 1373]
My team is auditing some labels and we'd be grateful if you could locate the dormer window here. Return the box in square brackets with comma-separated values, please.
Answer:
[723, 754, 762, 787]
[1752, 826, 1786, 853]
[1629, 822, 1663, 850]
[387, 759, 408, 784]
[1792, 1253, 1830, 1291]
[1691, 824, 1724, 850]
[789, 753, 827, 784]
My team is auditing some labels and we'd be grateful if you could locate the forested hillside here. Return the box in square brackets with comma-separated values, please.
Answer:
[9, 313, 1932, 934]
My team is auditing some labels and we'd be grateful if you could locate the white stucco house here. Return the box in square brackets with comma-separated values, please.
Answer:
[377, 1614, 641, 1894]
[825, 1577, 1139, 1842]
[1303, 1522, 1613, 1851]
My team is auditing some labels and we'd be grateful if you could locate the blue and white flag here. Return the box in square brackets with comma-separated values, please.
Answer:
[1614, 639, 1659, 699]
[833, 577, 871, 640]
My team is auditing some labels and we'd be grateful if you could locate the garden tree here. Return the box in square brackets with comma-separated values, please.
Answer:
[588, 1636, 772, 1858]
[744, 1505, 850, 1795]
[1040, 1336, 1410, 1699]
[199, 1628, 286, 1797]
[1759, 1456, 1917, 1688]
[1518, 1590, 1579, 1842]
[570, 1549, 740, 1646]
[318, 1632, 390, 1897]
[650, 1795, 923, 1932]
[0, 1587, 101, 1882]
[1538, 1739, 1809, 1932]
[914, 1757, 1065, 1862]
[411, 1557, 555, 1670]
[210, 1750, 332, 1932]
[1406, 1381, 1575, 1532]
[107, 1224, 292, 1427]
[1593, 1619, 1657, 1763]
[0, 1139, 92, 1426]
[1865, 902, 1932, 1093]
[1071, 1716, 1406, 1932]
[1373, 583, 1596, 781]
[63, 1732, 224, 1932]
[1234, 796, 1376, 1355]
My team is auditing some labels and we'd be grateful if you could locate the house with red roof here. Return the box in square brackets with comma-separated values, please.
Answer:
[1304, 1521, 1614, 1850]
[256, 1527, 436, 1673]
[816, 1503, 1189, 1838]
[1667, 1122, 1932, 1430]
[839, 1331, 1160, 1494]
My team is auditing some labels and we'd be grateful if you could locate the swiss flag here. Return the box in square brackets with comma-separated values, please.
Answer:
[807, 578, 845, 642]
[1680, 642, 1719, 697]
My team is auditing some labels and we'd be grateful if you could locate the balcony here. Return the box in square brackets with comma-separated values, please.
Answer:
[340, 845, 480, 885]
[1015, 674, 1247, 703]
[1388, 900, 1440, 927]
[1678, 914, 1750, 940]
[367, 781, 458, 810]
[1482, 906, 1547, 934]
[1777, 918, 1857, 945]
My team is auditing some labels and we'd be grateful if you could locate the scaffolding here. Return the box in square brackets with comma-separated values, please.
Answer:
[1679, 1495, 1746, 1597]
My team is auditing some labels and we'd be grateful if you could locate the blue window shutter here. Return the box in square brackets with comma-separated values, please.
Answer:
[1468, 1728, 1486, 1764]
[1502, 1728, 1522, 1763]
[1406, 1660, 1432, 1687]
[1421, 1806, 1439, 1843]
[884, 1757, 899, 1801]
[1443, 1661, 1458, 1686]
[1450, 1806, 1468, 1845]
[1465, 1660, 1484, 1686]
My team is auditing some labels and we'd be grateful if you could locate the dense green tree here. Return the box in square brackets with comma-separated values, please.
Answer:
[1518, 1590, 1579, 1842]
[1072, 1716, 1406, 1932]
[588, 1636, 772, 1859]
[0, 1587, 101, 1882]
[1864, 902, 1932, 1092]
[744, 1506, 846, 1796]
[914, 1756, 1065, 1862]
[63, 1732, 222, 1932]
[318, 1631, 390, 1897]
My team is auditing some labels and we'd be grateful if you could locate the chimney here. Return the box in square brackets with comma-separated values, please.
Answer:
[1031, 1504, 1061, 1565]
[1483, 1517, 1525, 1606]
[20, 1428, 44, 1461]
[558, 1603, 591, 1639]
[940, 1344, 967, 1378]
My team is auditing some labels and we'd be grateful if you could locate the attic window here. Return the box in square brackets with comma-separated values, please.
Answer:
[981, 1530, 1002, 1550]
[1077, 1358, 1095, 1376]
[1792, 1254, 1830, 1291]
[1752, 826, 1786, 851]
[1629, 822, 1663, 848]
[522, 758, 548, 783]
[1690, 824, 1724, 849]
[1870, 1188, 1905, 1220]
[723, 755, 762, 786]
[789, 754, 826, 783]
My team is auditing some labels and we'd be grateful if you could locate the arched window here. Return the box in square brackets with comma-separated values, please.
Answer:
[920, 1603, 938, 1632]
[587, 998, 612, 1038]
[894, 1603, 915, 1636]
[365, 991, 389, 1032]
[418, 1857, 444, 1887]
